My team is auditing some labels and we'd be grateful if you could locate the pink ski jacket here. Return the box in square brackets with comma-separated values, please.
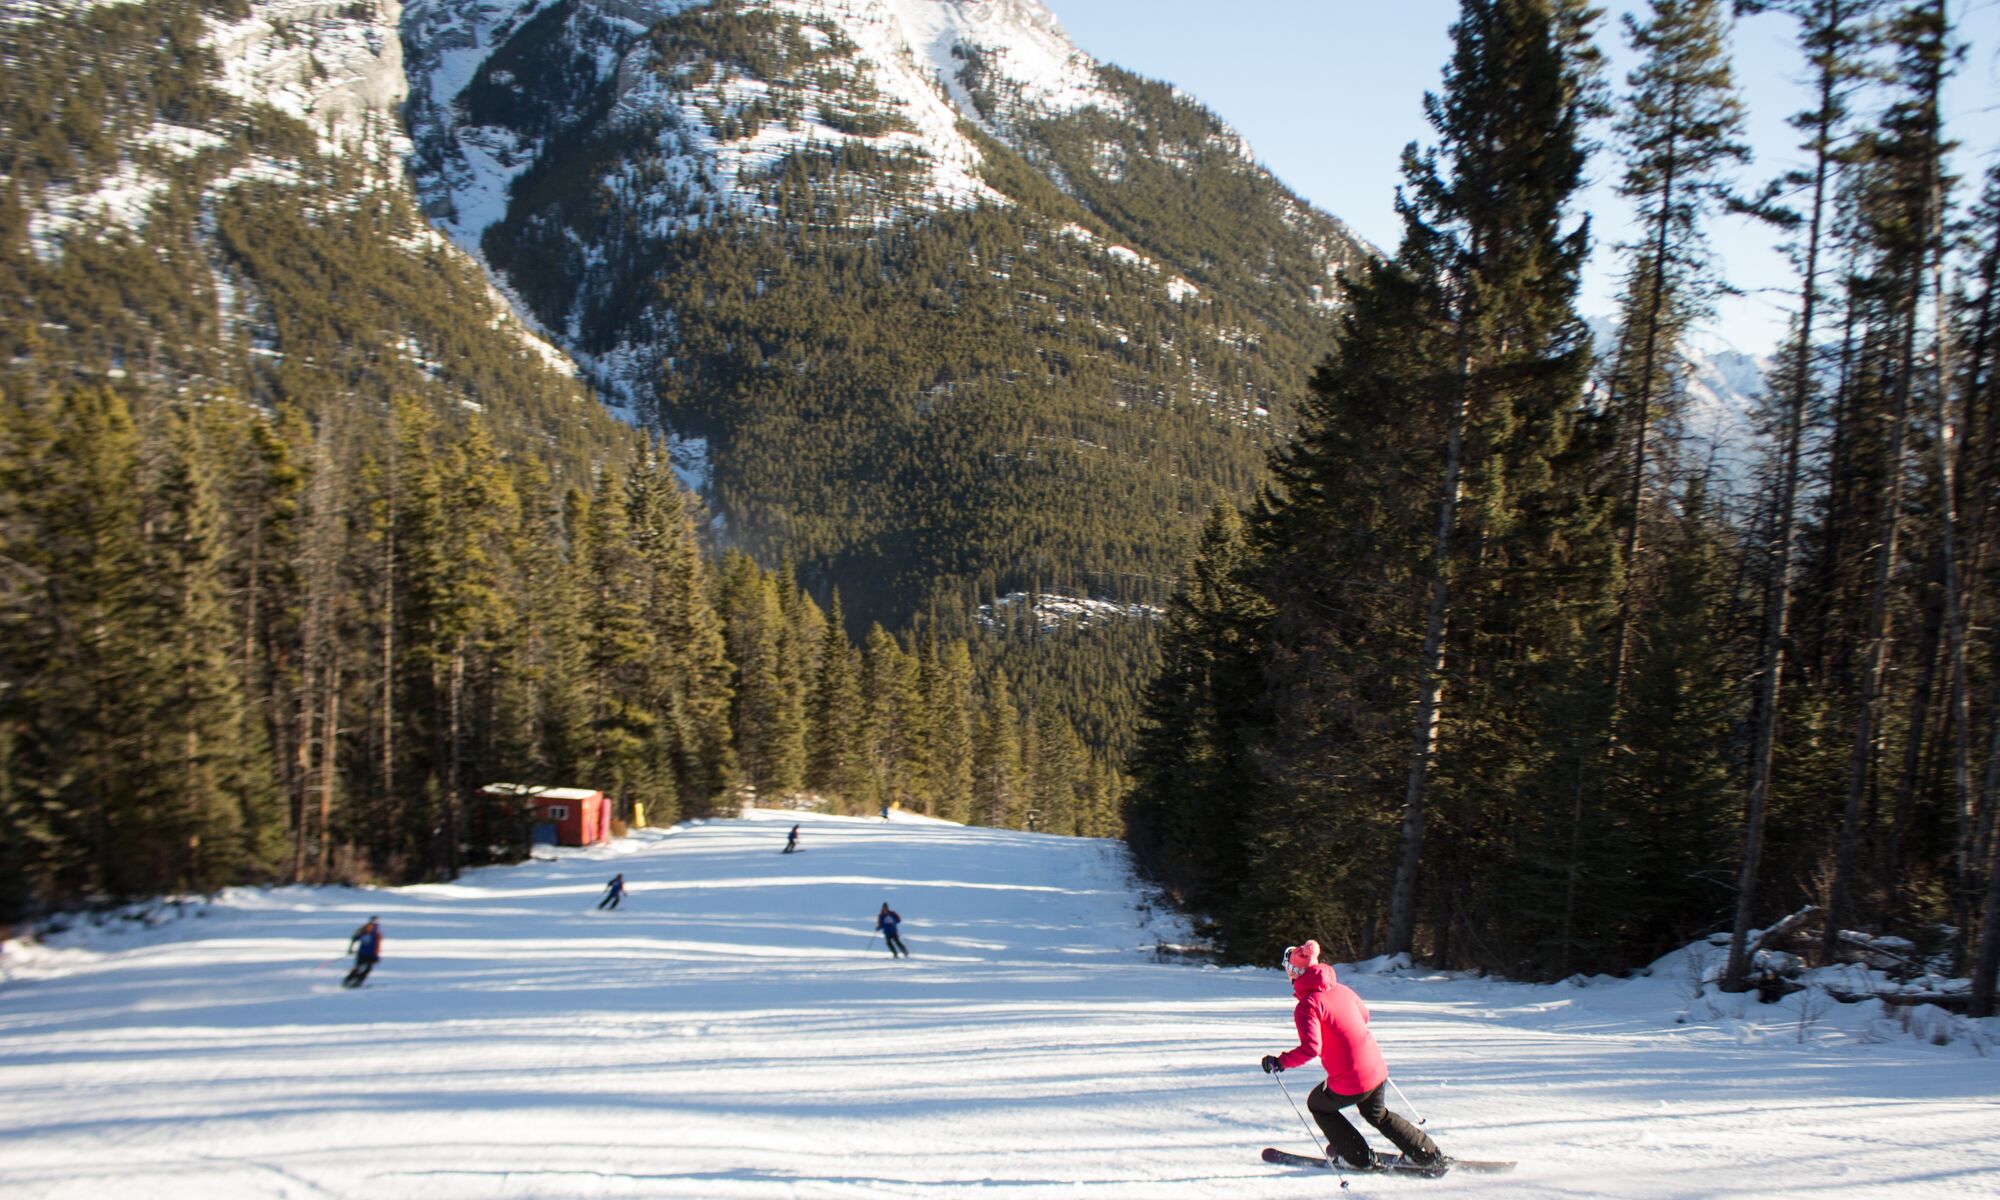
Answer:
[1275, 963, 1388, 1095]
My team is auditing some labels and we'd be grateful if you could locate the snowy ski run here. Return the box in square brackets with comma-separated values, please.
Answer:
[2, 809, 1996, 1198]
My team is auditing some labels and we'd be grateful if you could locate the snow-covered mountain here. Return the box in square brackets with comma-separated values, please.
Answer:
[3, 809, 1994, 1197]
[1680, 336, 1771, 476]
[1589, 320, 1772, 486]
[397, 0, 1363, 415]
[403, 0, 1111, 248]
[384, 0, 1371, 633]
[0, 0, 634, 476]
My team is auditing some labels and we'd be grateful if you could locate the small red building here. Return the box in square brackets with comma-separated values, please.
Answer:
[480, 784, 611, 847]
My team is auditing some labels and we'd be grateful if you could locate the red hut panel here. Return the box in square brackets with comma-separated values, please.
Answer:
[480, 784, 610, 846]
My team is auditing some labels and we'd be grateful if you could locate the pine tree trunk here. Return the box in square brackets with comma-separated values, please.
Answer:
[1802, 270, 1866, 683]
[1887, 578, 1944, 888]
[293, 428, 338, 884]
[381, 470, 394, 852]
[293, 648, 318, 884]
[318, 649, 340, 881]
[181, 580, 198, 892]
[1928, 199, 1979, 970]
[447, 647, 464, 879]
[1609, 98, 1683, 720]
[243, 516, 260, 707]
[1972, 711, 2000, 1016]
[1728, 3, 1852, 987]
[1823, 288, 1920, 964]
[1388, 324, 1472, 959]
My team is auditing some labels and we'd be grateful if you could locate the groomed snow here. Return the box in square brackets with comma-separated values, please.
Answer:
[2, 810, 1996, 1198]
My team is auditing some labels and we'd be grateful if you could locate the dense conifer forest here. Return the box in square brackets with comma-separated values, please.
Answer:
[0, 383, 1124, 915]
[1126, 0, 2000, 1016]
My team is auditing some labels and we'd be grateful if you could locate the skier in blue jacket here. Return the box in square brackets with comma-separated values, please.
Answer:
[876, 902, 908, 957]
[598, 873, 625, 910]
[343, 917, 381, 988]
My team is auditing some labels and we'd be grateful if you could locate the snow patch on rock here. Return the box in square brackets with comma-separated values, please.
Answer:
[977, 591, 1161, 634]
[879, 0, 1107, 122]
[207, 0, 414, 161]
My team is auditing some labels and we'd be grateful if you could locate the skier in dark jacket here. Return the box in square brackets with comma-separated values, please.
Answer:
[343, 917, 382, 988]
[1261, 940, 1444, 1173]
[783, 824, 800, 854]
[876, 902, 908, 957]
[598, 873, 625, 910]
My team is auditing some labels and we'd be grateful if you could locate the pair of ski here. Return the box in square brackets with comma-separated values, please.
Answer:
[1262, 1147, 1516, 1177]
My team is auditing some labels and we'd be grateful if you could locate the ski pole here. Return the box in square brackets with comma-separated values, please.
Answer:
[1274, 1071, 1347, 1190]
[1388, 1076, 1426, 1127]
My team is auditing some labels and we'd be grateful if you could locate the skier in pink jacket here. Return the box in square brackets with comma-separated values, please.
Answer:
[1260, 939, 1444, 1172]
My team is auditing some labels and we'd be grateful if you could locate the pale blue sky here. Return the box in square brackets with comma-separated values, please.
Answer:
[1046, 0, 2000, 356]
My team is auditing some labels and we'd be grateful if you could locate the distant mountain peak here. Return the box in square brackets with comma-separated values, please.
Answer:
[403, 0, 1126, 256]
[879, 0, 1110, 126]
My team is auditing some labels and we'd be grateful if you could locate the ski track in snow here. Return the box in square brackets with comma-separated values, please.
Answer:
[1, 810, 1995, 1198]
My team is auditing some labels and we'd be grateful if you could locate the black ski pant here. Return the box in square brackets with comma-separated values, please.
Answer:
[884, 932, 908, 957]
[343, 958, 376, 988]
[598, 892, 621, 909]
[1307, 1081, 1437, 1168]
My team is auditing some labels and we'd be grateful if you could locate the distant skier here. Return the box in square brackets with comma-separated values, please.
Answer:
[1260, 940, 1444, 1173]
[343, 916, 382, 989]
[881, 804, 890, 821]
[783, 824, 800, 854]
[598, 873, 625, 910]
[876, 902, 908, 957]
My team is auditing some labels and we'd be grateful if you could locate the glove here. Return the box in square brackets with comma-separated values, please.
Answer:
[1261, 1054, 1283, 1074]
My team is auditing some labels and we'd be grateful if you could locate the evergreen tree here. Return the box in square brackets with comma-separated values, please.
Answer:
[18, 391, 156, 896]
[1607, 480, 1739, 965]
[892, 634, 933, 814]
[1381, 0, 1612, 962]
[809, 589, 869, 802]
[141, 407, 284, 889]
[722, 552, 805, 799]
[492, 459, 590, 787]
[633, 454, 734, 811]
[577, 472, 661, 822]
[1602, 0, 1749, 710]
[1029, 703, 1082, 835]
[859, 623, 928, 813]
[927, 638, 976, 823]
[1126, 503, 1266, 920]
[972, 671, 1023, 828]
[1217, 0, 1613, 967]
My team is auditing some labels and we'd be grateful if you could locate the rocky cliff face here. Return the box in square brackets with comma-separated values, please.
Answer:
[206, 0, 410, 153]
[0, 0, 631, 479]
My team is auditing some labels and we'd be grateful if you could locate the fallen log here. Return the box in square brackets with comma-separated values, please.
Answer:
[1750, 905, 1821, 955]
[1823, 988, 1970, 1013]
